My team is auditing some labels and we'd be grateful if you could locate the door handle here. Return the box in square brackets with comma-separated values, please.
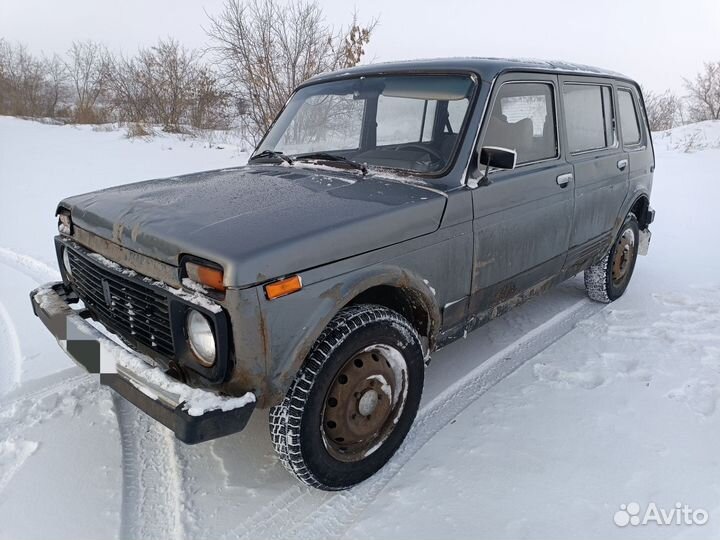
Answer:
[556, 173, 573, 187]
[617, 159, 628, 171]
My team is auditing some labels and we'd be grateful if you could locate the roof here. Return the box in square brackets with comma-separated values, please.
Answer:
[304, 57, 635, 86]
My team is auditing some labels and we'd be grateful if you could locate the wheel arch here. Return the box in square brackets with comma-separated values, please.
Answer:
[266, 265, 440, 406]
[613, 191, 651, 242]
[629, 194, 652, 229]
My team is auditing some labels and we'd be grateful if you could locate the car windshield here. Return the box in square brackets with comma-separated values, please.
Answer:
[254, 74, 475, 174]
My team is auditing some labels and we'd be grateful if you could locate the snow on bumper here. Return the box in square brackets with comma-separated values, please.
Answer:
[29, 282, 256, 444]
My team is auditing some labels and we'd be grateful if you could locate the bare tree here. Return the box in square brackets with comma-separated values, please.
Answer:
[206, 0, 376, 141]
[642, 87, 682, 131]
[107, 53, 149, 123]
[0, 41, 52, 117]
[141, 39, 199, 131]
[108, 38, 231, 132]
[0, 39, 10, 113]
[189, 66, 233, 130]
[64, 40, 111, 123]
[44, 54, 69, 117]
[683, 61, 720, 122]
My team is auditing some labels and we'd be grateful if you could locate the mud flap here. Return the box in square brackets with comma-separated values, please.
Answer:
[638, 229, 651, 256]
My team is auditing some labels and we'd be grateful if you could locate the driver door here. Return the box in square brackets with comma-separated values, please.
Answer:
[469, 74, 574, 314]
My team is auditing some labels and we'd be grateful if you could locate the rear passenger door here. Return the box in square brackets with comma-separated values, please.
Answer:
[616, 85, 654, 198]
[559, 77, 628, 268]
[469, 74, 574, 314]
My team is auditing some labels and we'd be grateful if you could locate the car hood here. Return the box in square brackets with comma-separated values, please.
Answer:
[61, 165, 447, 287]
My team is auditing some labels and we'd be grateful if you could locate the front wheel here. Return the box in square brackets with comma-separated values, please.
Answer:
[584, 213, 640, 303]
[269, 304, 424, 490]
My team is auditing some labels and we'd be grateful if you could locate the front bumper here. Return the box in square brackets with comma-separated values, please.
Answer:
[30, 282, 255, 444]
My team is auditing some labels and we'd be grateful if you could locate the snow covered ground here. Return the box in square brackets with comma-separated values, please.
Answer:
[1, 115, 719, 539]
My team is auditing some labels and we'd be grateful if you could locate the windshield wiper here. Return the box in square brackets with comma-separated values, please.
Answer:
[293, 152, 368, 176]
[249, 150, 295, 165]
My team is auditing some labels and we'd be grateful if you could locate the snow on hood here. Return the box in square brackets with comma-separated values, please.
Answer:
[60, 164, 447, 287]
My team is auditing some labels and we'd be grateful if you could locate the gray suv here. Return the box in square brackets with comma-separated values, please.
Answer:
[30, 58, 655, 490]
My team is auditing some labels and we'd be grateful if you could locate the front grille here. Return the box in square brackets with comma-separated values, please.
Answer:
[66, 249, 175, 357]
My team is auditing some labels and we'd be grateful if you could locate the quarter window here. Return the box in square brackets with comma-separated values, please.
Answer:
[483, 82, 558, 165]
[618, 89, 641, 145]
[563, 84, 615, 153]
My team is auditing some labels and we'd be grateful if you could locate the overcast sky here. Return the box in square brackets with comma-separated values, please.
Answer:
[2, 0, 719, 93]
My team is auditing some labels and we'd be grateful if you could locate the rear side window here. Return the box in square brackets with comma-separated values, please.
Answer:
[483, 82, 558, 165]
[563, 84, 615, 153]
[618, 89, 641, 145]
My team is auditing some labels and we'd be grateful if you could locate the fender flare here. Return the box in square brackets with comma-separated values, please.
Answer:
[613, 189, 651, 239]
[269, 264, 441, 403]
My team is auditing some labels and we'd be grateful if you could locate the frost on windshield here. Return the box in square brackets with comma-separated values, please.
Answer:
[257, 75, 475, 174]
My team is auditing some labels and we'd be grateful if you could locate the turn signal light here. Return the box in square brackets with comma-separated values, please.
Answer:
[265, 275, 302, 300]
[186, 262, 225, 292]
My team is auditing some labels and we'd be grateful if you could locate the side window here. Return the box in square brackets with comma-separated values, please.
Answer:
[563, 84, 615, 153]
[377, 96, 431, 145]
[483, 82, 557, 165]
[618, 89, 641, 145]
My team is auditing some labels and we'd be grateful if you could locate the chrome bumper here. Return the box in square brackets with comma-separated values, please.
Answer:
[30, 282, 255, 444]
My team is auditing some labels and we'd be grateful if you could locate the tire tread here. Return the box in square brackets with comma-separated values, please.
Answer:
[268, 304, 420, 490]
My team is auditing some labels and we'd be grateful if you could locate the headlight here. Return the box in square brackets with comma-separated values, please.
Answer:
[57, 211, 72, 235]
[62, 248, 73, 278]
[186, 310, 216, 367]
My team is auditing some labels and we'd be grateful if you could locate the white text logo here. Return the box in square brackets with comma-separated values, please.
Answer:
[614, 502, 709, 527]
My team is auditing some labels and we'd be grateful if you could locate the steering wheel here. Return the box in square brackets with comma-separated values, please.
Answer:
[395, 144, 445, 163]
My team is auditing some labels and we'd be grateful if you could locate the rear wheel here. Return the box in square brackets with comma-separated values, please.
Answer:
[269, 304, 424, 490]
[584, 213, 640, 303]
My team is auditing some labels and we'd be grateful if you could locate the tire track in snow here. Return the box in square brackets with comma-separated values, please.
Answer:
[0, 370, 93, 412]
[0, 298, 23, 395]
[0, 245, 187, 538]
[0, 246, 60, 284]
[0, 373, 98, 446]
[0, 439, 39, 494]
[0, 245, 60, 394]
[229, 483, 331, 540]
[235, 298, 605, 540]
[114, 395, 186, 540]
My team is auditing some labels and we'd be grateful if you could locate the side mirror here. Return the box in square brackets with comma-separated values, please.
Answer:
[468, 146, 518, 189]
[479, 146, 517, 171]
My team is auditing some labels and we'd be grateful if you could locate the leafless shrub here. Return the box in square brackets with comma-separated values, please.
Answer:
[140, 39, 198, 132]
[673, 130, 702, 153]
[189, 67, 233, 130]
[2, 11, 375, 137]
[109, 38, 231, 132]
[642, 87, 682, 131]
[0, 40, 49, 117]
[125, 122, 154, 138]
[0, 40, 73, 119]
[91, 123, 116, 132]
[64, 40, 112, 123]
[44, 54, 69, 118]
[684, 62, 720, 122]
[107, 54, 146, 123]
[206, 0, 376, 142]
